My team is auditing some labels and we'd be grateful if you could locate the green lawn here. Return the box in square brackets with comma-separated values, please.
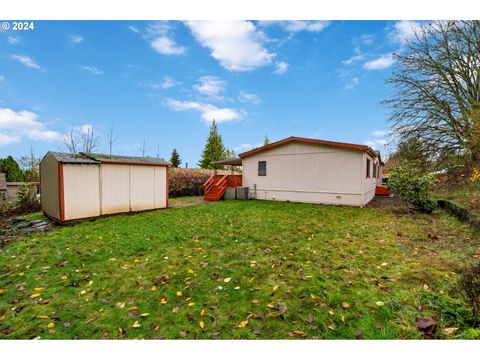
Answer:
[1, 200, 479, 339]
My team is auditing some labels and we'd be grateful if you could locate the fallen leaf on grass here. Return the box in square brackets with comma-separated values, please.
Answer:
[118, 327, 126, 339]
[36, 315, 49, 319]
[267, 302, 276, 308]
[375, 301, 384, 307]
[132, 321, 141, 328]
[172, 306, 179, 313]
[160, 297, 167, 305]
[306, 313, 314, 324]
[224, 278, 231, 283]
[64, 322, 71, 328]
[30, 293, 41, 298]
[342, 302, 350, 309]
[0, 288, 5, 294]
[34, 287, 43, 291]
[211, 331, 220, 339]
[116, 302, 125, 308]
[47, 322, 55, 328]
[238, 320, 248, 328]
[179, 331, 188, 338]
[272, 285, 279, 292]
[200, 309, 206, 316]
[127, 306, 138, 311]
[84, 317, 97, 324]
[288, 330, 307, 337]
[416, 317, 437, 337]
[442, 327, 458, 335]
[140, 313, 149, 317]
[199, 321, 205, 329]
[150, 286, 157, 291]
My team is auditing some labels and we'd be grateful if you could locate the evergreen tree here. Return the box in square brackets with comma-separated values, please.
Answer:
[198, 120, 226, 169]
[0, 156, 24, 182]
[169, 148, 181, 168]
[264, 134, 270, 145]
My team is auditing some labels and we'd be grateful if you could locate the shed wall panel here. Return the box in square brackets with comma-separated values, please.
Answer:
[100, 164, 130, 215]
[154, 166, 167, 208]
[40, 154, 60, 219]
[63, 164, 100, 220]
[130, 165, 155, 211]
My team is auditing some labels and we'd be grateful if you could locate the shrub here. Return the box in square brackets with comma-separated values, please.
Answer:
[389, 160, 437, 213]
[15, 182, 40, 213]
[169, 170, 211, 197]
[457, 262, 480, 323]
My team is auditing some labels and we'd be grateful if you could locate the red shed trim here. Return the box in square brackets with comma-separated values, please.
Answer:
[58, 162, 65, 222]
[239, 136, 375, 158]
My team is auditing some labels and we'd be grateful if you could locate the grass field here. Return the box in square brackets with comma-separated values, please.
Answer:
[1, 200, 479, 339]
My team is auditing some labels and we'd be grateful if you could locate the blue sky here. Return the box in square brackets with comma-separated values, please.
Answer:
[0, 20, 421, 166]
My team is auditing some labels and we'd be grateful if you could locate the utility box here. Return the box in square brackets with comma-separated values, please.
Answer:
[236, 187, 249, 200]
[224, 188, 237, 200]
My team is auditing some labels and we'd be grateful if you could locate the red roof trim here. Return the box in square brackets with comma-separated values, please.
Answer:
[239, 136, 372, 158]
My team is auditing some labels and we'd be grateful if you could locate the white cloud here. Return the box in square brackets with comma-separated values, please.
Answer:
[363, 53, 395, 70]
[128, 25, 140, 33]
[233, 143, 254, 153]
[372, 130, 387, 137]
[147, 77, 177, 90]
[146, 22, 186, 56]
[10, 54, 42, 70]
[345, 77, 359, 90]
[342, 54, 363, 65]
[185, 21, 275, 72]
[7, 36, 20, 45]
[194, 76, 226, 100]
[164, 98, 243, 124]
[78, 65, 103, 75]
[260, 21, 330, 33]
[274, 61, 289, 75]
[67, 34, 83, 46]
[238, 90, 261, 105]
[360, 34, 374, 45]
[0, 107, 60, 146]
[388, 21, 423, 46]
[151, 37, 186, 55]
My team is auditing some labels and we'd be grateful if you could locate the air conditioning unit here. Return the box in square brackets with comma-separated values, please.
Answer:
[236, 187, 249, 200]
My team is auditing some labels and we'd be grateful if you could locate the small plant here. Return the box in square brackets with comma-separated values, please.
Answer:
[457, 262, 480, 323]
[389, 160, 437, 213]
[15, 182, 40, 213]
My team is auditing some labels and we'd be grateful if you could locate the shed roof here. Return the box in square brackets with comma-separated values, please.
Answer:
[239, 136, 378, 158]
[47, 152, 170, 166]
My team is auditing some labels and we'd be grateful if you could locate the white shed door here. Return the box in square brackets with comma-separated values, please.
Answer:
[130, 165, 155, 211]
[101, 164, 130, 215]
[63, 164, 100, 220]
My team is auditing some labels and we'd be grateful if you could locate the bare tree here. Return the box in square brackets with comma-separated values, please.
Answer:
[18, 146, 41, 181]
[137, 139, 150, 157]
[80, 125, 99, 154]
[384, 21, 480, 165]
[62, 127, 79, 153]
[108, 124, 119, 155]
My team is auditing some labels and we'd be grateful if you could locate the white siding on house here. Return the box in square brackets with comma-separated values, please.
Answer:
[242, 142, 367, 206]
[63, 164, 101, 220]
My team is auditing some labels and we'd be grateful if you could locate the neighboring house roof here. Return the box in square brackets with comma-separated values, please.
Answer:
[46, 152, 170, 166]
[239, 136, 379, 158]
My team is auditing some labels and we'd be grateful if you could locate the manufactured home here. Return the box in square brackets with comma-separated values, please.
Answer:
[204, 136, 384, 207]
[40, 152, 170, 223]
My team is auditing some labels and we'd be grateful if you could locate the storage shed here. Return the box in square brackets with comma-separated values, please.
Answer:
[40, 152, 170, 223]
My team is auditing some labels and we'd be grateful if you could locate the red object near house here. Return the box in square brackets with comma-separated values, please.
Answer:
[203, 174, 242, 201]
[375, 185, 390, 196]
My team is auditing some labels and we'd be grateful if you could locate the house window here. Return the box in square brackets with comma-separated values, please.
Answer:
[366, 158, 371, 178]
[258, 161, 267, 176]
[373, 163, 377, 178]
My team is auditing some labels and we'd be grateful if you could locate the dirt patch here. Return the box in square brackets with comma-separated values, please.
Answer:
[170, 199, 208, 208]
[366, 194, 411, 213]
